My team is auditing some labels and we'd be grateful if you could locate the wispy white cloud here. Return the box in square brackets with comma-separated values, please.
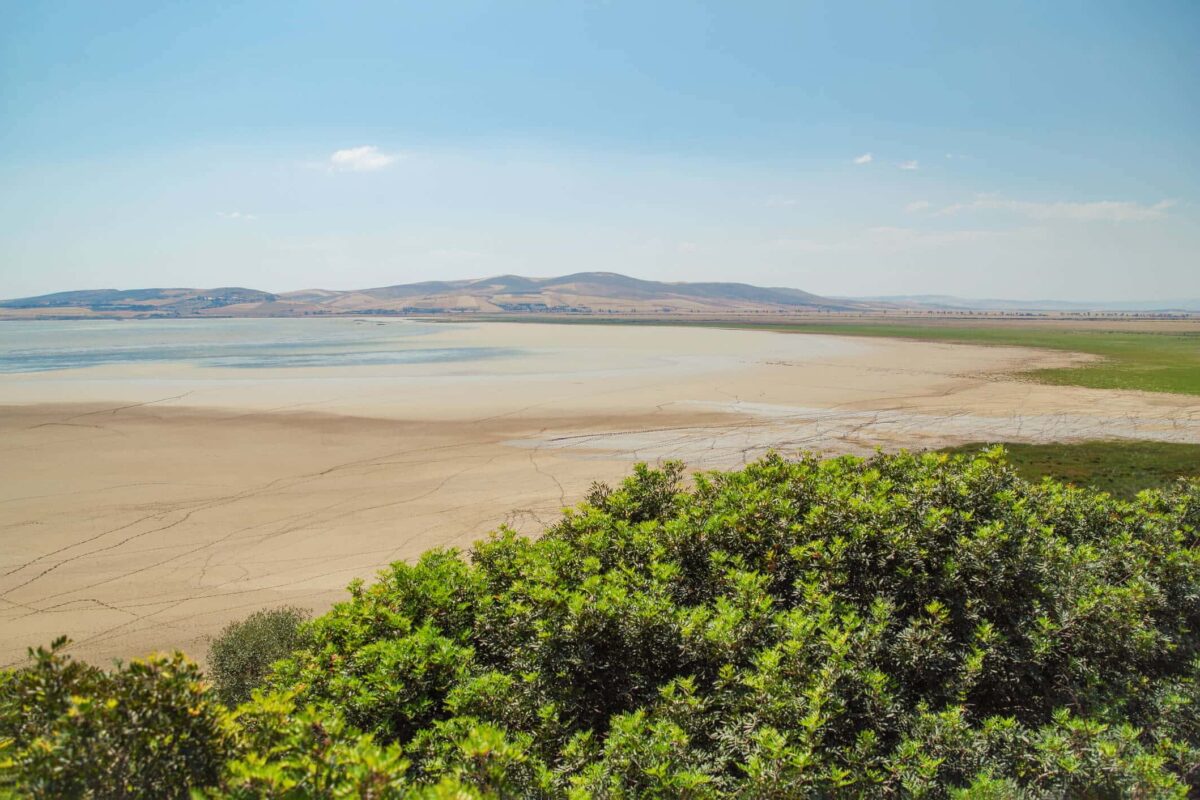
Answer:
[853, 152, 873, 165]
[940, 195, 1173, 222]
[329, 145, 398, 172]
[905, 200, 932, 213]
[217, 211, 256, 220]
[898, 160, 919, 171]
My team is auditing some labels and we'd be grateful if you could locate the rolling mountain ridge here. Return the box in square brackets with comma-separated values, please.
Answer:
[0, 273, 862, 318]
[4, 274, 1193, 319]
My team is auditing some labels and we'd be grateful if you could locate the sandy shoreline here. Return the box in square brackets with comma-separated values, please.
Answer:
[3, 322, 1199, 666]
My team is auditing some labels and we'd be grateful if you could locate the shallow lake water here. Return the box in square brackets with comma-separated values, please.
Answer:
[0, 318, 522, 373]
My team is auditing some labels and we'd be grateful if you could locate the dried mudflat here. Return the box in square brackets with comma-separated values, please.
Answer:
[2, 321, 1198, 665]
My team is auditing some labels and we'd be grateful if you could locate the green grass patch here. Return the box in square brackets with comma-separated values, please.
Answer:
[495, 317, 1200, 395]
[735, 323, 1200, 395]
[941, 440, 1200, 499]
[477, 316, 1200, 395]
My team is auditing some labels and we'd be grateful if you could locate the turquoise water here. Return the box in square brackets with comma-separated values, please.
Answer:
[0, 318, 521, 373]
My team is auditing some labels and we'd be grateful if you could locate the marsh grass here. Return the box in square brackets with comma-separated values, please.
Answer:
[940, 440, 1200, 499]
[783, 324, 1200, 395]
[510, 317, 1200, 395]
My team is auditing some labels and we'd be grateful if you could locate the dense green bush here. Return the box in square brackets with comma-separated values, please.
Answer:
[3, 449, 1199, 797]
[207, 606, 309, 707]
[0, 637, 233, 799]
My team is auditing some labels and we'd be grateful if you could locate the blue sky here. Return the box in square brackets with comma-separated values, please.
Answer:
[2, 1, 1197, 300]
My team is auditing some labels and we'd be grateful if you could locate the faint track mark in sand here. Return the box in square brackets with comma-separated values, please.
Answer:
[23, 392, 195, 430]
[6, 445, 513, 630]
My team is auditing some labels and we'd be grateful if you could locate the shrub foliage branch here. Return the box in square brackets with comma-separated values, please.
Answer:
[3, 449, 1199, 797]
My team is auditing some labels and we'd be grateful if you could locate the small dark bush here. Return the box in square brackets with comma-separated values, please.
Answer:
[207, 606, 309, 707]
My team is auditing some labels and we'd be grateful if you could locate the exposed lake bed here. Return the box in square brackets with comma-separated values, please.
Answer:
[2, 318, 1198, 665]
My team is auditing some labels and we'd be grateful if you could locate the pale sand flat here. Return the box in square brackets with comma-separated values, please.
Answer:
[1, 322, 1198, 666]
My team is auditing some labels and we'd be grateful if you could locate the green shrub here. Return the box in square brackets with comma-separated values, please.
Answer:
[0, 637, 233, 799]
[5, 449, 1200, 797]
[207, 606, 309, 707]
[199, 690, 411, 799]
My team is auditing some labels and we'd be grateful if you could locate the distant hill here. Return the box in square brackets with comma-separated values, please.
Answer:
[0, 273, 863, 318]
[7, 276, 1194, 320]
[0, 287, 279, 316]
